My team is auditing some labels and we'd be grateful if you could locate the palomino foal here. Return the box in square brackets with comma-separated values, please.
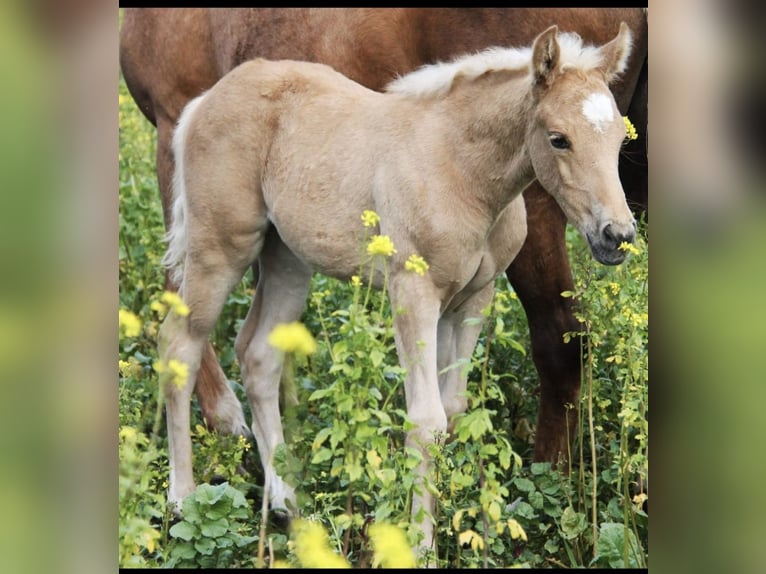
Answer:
[159, 24, 635, 561]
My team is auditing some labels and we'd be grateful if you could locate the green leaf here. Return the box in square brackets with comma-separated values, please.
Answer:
[312, 427, 333, 451]
[513, 477, 535, 493]
[169, 521, 198, 541]
[370, 349, 385, 367]
[311, 447, 333, 464]
[594, 522, 642, 568]
[201, 517, 229, 538]
[560, 506, 587, 540]
[170, 541, 197, 560]
[194, 536, 216, 555]
[530, 462, 551, 475]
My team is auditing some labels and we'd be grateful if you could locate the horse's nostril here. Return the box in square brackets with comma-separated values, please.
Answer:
[602, 223, 636, 248]
[602, 223, 617, 244]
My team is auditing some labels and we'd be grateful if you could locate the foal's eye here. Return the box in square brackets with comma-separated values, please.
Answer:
[549, 133, 570, 150]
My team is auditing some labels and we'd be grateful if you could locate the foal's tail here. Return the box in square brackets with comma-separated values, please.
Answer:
[163, 93, 207, 286]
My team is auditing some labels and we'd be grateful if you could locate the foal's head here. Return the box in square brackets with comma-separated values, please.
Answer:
[526, 23, 636, 265]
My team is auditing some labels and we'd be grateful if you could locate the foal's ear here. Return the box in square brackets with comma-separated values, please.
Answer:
[532, 25, 560, 86]
[599, 22, 633, 84]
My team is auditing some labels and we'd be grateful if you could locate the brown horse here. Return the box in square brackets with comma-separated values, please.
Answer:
[159, 24, 635, 558]
[120, 7, 647, 466]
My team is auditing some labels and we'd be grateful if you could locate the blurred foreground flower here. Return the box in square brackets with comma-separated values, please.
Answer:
[368, 523, 416, 568]
[291, 519, 350, 568]
[151, 291, 190, 318]
[268, 321, 317, 355]
[405, 253, 430, 276]
[153, 359, 189, 389]
[119, 309, 142, 338]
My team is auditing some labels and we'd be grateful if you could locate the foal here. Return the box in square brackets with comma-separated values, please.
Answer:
[159, 23, 635, 559]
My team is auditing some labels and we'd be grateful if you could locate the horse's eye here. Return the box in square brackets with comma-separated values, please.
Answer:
[549, 133, 570, 150]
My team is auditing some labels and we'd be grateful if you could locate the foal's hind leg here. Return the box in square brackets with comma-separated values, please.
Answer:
[234, 231, 313, 515]
[437, 283, 495, 430]
[157, 118, 249, 438]
[159, 238, 266, 511]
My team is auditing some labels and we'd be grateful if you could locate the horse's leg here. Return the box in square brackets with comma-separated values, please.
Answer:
[388, 275, 445, 563]
[437, 283, 496, 430]
[235, 231, 312, 514]
[505, 185, 581, 465]
[156, 118, 249, 437]
[158, 247, 255, 511]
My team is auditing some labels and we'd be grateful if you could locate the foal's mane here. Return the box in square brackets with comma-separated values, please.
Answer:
[386, 32, 605, 99]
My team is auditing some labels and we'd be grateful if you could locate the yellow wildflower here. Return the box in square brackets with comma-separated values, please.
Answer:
[368, 523, 416, 568]
[618, 241, 640, 256]
[152, 291, 190, 318]
[119, 426, 137, 442]
[361, 210, 380, 228]
[153, 358, 189, 389]
[367, 235, 397, 257]
[161, 291, 190, 316]
[350, 275, 362, 287]
[119, 309, 142, 338]
[405, 253, 430, 276]
[291, 519, 350, 569]
[268, 321, 318, 355]
[623, 116, 638, 141]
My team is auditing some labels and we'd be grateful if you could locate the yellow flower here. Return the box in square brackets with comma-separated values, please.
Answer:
[152, 291, 190, 318]
[291, 519, 350, 569]
[350, 275, 361, 287]
[618, 241, 640, 256]
[405, 253, 430, 276]
[368, 523, 415, 568]
[153, 359, 189, 389]
[119, 309, 142, 338]
[367, 235, 397, 257]
[361, 210, 380, 228]
[119, 426, 137, 442]
[268, 321, 318, 355]
[623, 116, 638, 141]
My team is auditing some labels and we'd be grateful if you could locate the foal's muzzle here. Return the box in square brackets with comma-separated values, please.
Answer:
[588, 220, 637, 265]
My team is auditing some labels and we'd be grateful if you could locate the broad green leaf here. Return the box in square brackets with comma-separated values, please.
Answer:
[194, 536, 216, 555]
[200, 517, 229, 538]
[560, 506, 587, 540]
[311, 447, 333, 464]
[169, 521, 198, 541]
[595, 522, 642, 568]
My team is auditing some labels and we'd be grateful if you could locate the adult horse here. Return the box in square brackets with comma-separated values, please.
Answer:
[158, 24, 636, 558]
[120, 7, 647, 466]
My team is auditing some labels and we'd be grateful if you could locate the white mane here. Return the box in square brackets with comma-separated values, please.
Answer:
[386, 32, 607, 98]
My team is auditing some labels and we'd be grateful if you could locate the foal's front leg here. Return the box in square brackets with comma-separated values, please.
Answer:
[388, 275, 446, 563]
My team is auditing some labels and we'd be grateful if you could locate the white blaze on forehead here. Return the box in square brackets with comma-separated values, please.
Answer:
[581, 92, 614, 133]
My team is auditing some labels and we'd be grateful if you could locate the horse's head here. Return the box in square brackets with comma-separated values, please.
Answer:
[526, 23, 636, 265]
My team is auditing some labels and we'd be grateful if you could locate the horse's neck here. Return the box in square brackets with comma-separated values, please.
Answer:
[439, 75, 537, 216]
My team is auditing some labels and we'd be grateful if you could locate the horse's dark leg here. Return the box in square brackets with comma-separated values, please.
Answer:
[505, 185, 581, 464]
[156, 118, 249, 437]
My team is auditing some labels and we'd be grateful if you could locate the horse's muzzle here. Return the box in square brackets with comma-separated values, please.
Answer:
[588, 220, 637, 265]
